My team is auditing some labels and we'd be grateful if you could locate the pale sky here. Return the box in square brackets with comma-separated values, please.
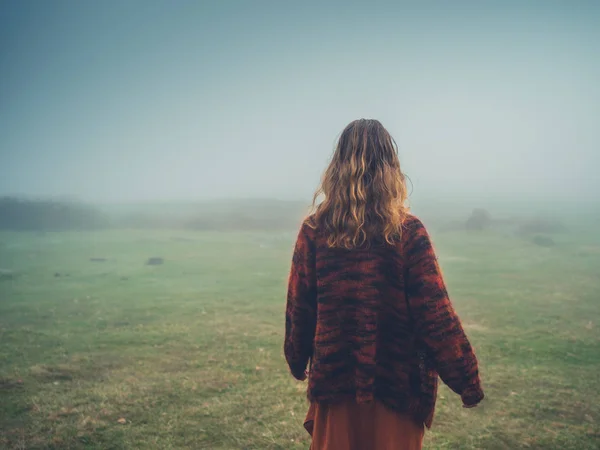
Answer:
[1, 0, 599, 203]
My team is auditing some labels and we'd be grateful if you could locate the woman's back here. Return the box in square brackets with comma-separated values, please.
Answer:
[286, 214, 482, 428]
[283, 119, 483, 448]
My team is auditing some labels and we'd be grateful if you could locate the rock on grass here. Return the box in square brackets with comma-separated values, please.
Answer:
[146, 257, 164, 265]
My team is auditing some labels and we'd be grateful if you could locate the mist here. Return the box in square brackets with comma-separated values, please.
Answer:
[1, 0, 599, 209]
[2, 3, 600, 448]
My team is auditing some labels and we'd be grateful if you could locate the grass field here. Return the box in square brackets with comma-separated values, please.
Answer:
[1, 223, 599, 449]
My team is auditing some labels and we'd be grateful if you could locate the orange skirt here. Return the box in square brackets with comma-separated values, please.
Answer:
[304, 401, 424, 450]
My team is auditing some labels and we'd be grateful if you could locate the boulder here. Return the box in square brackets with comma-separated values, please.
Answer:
[146, 257, 164, 266]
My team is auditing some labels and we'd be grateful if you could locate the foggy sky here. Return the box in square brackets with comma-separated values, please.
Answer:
[1, 0, 599, 203]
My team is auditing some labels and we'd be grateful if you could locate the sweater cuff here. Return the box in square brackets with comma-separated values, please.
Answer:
[289, 362, 307, 381]
[461, 385, 484, 407]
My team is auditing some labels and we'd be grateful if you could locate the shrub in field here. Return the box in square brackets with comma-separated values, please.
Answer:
[465, 208, 492, 231]
[0, 269, 14, 280]
[532, 235, 556, 247]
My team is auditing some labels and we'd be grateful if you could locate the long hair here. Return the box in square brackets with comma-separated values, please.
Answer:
[308, 119, 409, 249]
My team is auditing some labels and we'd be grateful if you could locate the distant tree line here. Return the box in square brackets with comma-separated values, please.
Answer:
[0, 197, 111, 231]
[0, 197, 308, 232]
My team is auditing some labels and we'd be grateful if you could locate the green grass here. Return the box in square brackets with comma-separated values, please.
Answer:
[1, 227, 599, 449]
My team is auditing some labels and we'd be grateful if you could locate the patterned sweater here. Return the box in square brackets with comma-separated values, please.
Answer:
[284, 214, 483, 428]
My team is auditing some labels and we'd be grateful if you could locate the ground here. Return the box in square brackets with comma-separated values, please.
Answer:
[1, 225, 599, 449]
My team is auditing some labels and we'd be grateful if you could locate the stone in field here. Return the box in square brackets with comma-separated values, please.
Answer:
[146, 257, 164, 266]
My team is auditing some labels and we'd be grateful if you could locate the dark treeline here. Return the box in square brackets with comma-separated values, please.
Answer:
[0, 197, 111, 231]
[0, 197, 308, 232]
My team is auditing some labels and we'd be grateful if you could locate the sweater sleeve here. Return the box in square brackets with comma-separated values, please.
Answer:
[284, 222, 317, 381]
[404, 217, 484, 407]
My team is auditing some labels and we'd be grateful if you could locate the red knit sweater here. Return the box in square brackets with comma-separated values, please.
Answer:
[284, 214, 483, 428]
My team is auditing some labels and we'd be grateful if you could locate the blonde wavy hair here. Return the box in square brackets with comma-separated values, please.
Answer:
[308, 119, 409, 249]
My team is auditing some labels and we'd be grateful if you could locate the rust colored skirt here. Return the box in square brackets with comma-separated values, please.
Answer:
[304, 401, 424, 450]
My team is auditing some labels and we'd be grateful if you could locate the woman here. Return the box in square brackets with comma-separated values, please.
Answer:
[284, 119, 483, 449]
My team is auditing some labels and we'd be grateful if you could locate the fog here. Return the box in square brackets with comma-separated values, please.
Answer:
[1, 0, 599, 207]
[2, 3, 600, 448]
